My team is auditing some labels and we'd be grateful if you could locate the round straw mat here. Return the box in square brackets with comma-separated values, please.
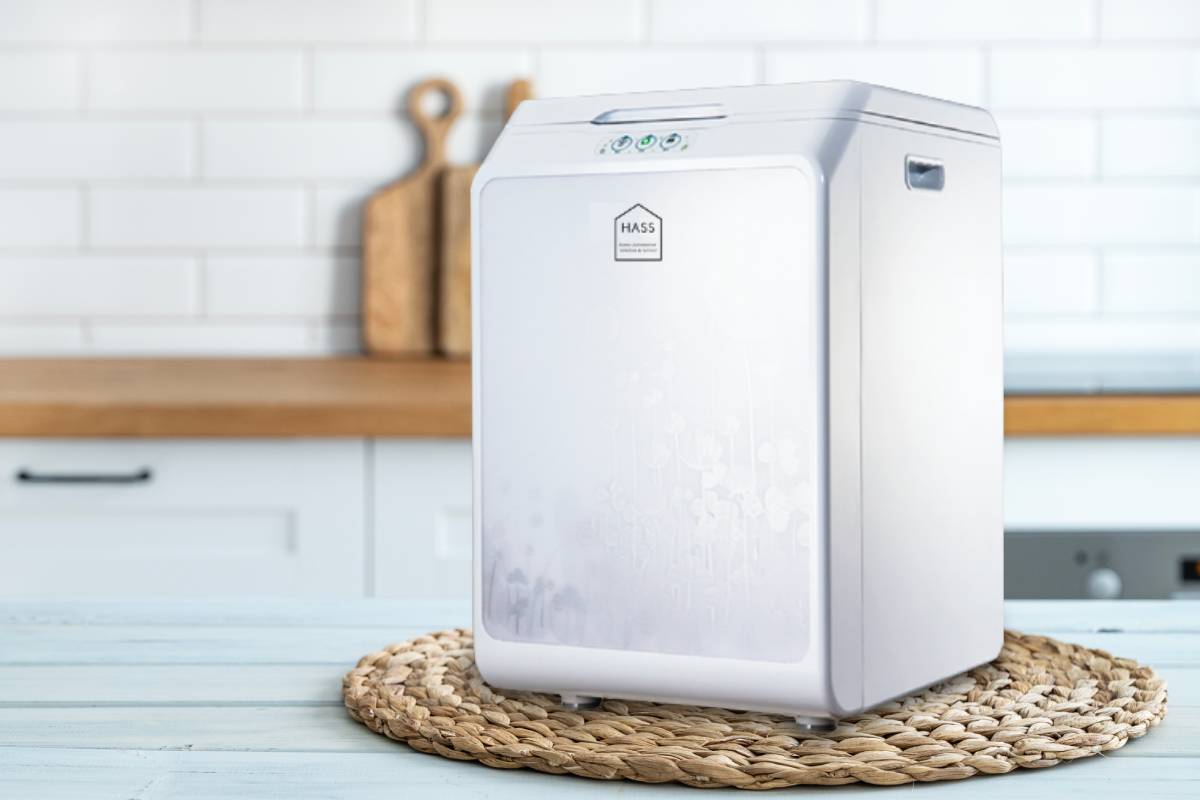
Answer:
[342, 629, 1167, 789]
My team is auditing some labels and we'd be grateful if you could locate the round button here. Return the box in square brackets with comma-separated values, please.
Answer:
[1085, 567, 1123, 599]
[661, 132, 682, 150]
[636, 133, 657, 151]
[611, 134, 633, 152]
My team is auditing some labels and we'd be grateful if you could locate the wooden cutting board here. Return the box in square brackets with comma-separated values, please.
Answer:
[362, 78, 463, 356]
[438, 79, 533, 358]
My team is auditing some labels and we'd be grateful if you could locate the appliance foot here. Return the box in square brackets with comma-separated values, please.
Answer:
[559, 693, 601, 711]
[794, 715, 836, 732]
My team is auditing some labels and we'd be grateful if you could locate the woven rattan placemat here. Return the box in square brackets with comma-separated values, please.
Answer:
[342, 629, 1167, 789]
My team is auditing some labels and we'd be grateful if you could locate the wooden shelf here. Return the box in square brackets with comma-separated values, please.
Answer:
[1, 358, 1196, 437]
[0, 358, 471, 437]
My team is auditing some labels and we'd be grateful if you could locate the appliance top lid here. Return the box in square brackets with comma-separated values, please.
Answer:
[508, 80, 998, 139]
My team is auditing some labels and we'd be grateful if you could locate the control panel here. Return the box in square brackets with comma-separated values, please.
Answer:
[596, 131, 690, 156]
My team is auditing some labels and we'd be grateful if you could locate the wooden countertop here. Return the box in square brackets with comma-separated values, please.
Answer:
[0, 358, 470, 437]
[0, 598, 1192, 796]
[1004, 394, 1200, 436]
[1, 358, 1197, 437]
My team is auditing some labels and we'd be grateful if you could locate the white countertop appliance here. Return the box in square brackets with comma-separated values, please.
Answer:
[471, 81, 1003, 725]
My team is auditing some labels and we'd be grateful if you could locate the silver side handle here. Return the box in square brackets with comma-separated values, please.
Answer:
[16, 467, 153, 485]
[592, 103, 726, 125]
[906, 155, 945, 191]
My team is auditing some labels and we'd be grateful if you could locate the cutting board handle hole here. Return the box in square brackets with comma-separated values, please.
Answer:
[418, 88, 452, 120]
[409, 78, 463, 128]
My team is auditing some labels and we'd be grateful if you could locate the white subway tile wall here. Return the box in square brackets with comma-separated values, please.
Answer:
[0, 190, 80, 248]
[0, 0, 190, 44]
[0, 256, 196, 316]
[89, 51, 305, 111]
[764, 47, 983, 105]
[650, 0, 868, 43]
[537, 49, 758, 97]
[0, 52, 80, 109]
[90, 188, 307, 248]
[198, 0, 419, 43]
[0, 0, 1196, 356]
[0, 121, 192, 179]
[1003, 252, 1099, 315]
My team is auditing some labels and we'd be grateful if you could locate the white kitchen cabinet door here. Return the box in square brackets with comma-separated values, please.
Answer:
[1005, 437, 1200, 530]
[0, 440, 365, 597]
[371, 439, 471, 600]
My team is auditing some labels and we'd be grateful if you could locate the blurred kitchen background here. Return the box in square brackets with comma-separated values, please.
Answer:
[2, 0, 1200, 601]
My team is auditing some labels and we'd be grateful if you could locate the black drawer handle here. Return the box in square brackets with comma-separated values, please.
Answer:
[15, 467, 153, 485]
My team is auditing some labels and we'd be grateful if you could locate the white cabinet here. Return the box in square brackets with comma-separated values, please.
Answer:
[0, 440, 365, 596]
[9, 434, 1200, 599]
[370, 439, 472, 600]
[0, 437, 473, 598]
[1006, 437, 1200, 529]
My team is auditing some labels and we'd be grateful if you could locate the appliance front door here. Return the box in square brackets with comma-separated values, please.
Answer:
[478, 165, 821, 664]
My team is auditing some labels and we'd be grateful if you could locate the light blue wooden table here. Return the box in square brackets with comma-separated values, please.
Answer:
[0, 599, 1195, 798]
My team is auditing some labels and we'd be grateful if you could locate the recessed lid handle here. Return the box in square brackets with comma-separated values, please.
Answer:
[591, 103, 726, 125]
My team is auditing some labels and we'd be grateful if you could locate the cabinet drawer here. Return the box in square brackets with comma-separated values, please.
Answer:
[372, 439, 471, 600]
[0, 440, 365, 597]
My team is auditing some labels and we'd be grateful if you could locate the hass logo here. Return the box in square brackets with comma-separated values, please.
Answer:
[613, 203, 663, 262]
[619, 219, 656, 234]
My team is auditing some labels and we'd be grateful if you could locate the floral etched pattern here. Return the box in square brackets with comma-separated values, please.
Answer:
[483, 338, 816, 662]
